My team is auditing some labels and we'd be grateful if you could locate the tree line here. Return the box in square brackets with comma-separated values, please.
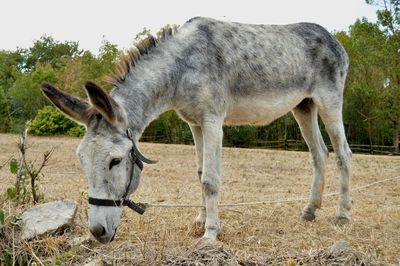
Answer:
[0, 0, 399, 153]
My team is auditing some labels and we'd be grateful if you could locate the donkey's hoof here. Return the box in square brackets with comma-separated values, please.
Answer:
[302, 211, 316, 221]
[202, 229, 218, 241]
[302, 205, 317, 221]
[202, 223, 220, 240]
[335, 216, 350, 225]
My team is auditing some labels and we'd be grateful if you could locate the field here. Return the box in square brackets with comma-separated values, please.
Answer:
[0, 133, 399, 265]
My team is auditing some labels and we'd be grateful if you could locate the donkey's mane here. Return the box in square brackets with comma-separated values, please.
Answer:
[106, 25, 178, 86]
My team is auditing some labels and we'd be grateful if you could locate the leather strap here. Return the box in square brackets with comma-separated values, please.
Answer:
[88, 197, 145, 215]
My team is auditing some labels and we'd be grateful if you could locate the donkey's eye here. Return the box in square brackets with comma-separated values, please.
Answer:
[109, 158, 122, 170]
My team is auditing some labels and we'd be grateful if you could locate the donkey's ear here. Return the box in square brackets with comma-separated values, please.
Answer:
[41, 83, 91, 125]
[84, 81, 127, 127]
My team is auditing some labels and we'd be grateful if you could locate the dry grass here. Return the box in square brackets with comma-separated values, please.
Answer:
[0, 133, 399, 265]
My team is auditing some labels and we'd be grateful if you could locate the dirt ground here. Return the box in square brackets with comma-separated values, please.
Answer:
[0, 133, 399, 265]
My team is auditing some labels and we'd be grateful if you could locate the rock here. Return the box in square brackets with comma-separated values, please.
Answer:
[20, 200, 77, 240]
[329, 240, 351, 254]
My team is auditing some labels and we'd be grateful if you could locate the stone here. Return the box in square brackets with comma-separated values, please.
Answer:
[20, 200, 77, 240]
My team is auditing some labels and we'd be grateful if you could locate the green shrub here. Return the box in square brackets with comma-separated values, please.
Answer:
[143, 110, 192, 144]
[223, 126, 258, 147]
[67, 125, 86, 137]
[29, 106, 85, 137]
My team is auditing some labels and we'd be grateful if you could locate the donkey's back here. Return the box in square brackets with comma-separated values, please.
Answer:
[170, 17, 348, 125]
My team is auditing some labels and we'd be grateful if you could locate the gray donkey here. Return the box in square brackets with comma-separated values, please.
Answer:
[41, 17, 351, 243]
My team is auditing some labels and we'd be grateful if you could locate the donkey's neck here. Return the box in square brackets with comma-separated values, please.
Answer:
[112, 58, 174, 138]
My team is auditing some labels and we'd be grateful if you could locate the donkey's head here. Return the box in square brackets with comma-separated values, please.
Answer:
[41, 82, 154, 243]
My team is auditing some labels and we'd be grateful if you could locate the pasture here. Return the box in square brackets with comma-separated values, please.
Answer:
[0, 133, 399, 265]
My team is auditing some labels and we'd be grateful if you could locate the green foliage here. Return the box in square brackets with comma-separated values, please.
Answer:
[7, 175, 30, 202]
[9, 159, 18, 174]
[0, 86, 12, 132]
[29, 106, 85, 136]
[57, 40, 118, 97]
[143, 110, 192, 144]
[99, 39, 119, 66]
[67, 125, 86, 137]
[19, 35, 81, 71]
[6, 187, 17, 200]
[8, 64, 58, 129]
[366, 0, 400, 34]
[6, 159, 19, 200]
[4, 133, 52, 204]
[337, 12, 400, 148]
[0, 50, 23, 90]
[0, 209, 4, 225]
[224, 126, 258, 147]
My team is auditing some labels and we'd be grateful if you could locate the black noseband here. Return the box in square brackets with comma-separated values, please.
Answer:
[88, 129, 156, 215]
[88, 197, 146, 215]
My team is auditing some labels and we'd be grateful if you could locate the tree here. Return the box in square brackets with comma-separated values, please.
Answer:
[19, 35, 81, 71]
[57, 39, 119, 97]
[99, 38, 119, 68]
[366, 0, 400, 34]
[366, 0, 400, 152]
[9, 64, 58, 129]
[0, 50, 23, 91]
[336, 19, 390, 150]
[0, 86, 12, 132]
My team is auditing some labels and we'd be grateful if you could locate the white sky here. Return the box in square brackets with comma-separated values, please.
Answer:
[1, 0, 378, 54]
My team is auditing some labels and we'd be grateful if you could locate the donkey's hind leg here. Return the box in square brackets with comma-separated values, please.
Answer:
[315, 94, 352, 224]
[189, 125, 206, 223]
[292, 99, 329, 221]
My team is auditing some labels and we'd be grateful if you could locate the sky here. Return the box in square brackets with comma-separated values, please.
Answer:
[0, 0, 379, 54]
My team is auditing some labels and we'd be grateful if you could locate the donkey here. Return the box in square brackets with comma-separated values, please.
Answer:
[41, 17, 351, 243]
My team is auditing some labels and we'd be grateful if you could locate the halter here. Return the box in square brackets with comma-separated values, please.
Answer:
[88, 128, 157, 215]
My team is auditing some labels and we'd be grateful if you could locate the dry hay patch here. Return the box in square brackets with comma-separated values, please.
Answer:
[165, 238, 238, 265]
[77, 238, 382, 266]
[163, 239, 382, 266]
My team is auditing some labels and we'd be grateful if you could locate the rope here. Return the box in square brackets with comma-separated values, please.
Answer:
[142, 176, 400, 209]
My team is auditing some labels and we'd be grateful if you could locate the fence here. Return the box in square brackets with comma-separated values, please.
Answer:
[140, 135, 400, 155]
[346, 143, 400, 155]
[246, 140, 400, 155]
[239, 139, 400, 155]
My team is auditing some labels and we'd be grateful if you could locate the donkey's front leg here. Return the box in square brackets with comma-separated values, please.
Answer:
[201, 117, 223, 240]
